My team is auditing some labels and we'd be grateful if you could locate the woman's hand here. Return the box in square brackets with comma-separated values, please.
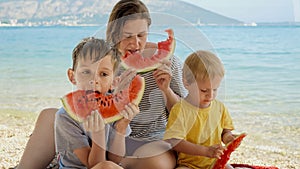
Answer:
[112, 69, 137, 95]
[153, 59, 172, 92]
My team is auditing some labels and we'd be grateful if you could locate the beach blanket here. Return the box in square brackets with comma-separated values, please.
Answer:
[231, 163, 279, 169]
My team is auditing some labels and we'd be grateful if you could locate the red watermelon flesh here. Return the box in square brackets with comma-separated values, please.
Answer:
[121, 29, 175, 73]
[61, 75, 145, 123]
[211, 133, 247, 169]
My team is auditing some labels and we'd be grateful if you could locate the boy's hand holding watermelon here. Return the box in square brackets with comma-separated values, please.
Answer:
[83, 110, 106, 147]
[83, 110, 105, 133]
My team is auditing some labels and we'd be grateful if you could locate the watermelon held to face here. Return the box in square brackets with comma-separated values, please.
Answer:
[120, 29, 175, 73]
[211, 133, 247, 169]
[61, 75, 145, 124]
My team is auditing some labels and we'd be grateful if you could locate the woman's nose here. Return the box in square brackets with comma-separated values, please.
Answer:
[130, 35, 140, 47]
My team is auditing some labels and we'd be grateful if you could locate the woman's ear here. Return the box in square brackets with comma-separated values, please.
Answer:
[67, 68, 76, 85]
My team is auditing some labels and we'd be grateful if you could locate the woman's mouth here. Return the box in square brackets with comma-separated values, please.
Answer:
[127, 49, 140, 54]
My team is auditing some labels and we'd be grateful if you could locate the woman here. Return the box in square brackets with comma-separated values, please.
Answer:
[105, 0, 186, 169]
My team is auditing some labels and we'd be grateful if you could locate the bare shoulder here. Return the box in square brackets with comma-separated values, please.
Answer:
[36, 108, 58, 123]
[40, 108, 58, 114]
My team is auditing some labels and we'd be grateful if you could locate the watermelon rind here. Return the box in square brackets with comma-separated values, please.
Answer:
[121, 29, 176, 73]
[61, 93, 85, 123]
[131, 76, 145, 106]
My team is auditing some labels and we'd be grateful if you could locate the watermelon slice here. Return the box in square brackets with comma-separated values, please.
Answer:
[61, 75, 145, 123]
[120, 29, 175, 73]
[211, 133, 247, 169]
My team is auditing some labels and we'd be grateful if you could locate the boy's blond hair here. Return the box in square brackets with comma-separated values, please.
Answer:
[183, 50, 224, 84]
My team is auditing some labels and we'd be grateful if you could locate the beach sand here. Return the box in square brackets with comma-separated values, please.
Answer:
[0, 109, 299, 169]
[0, 109, 37, 169]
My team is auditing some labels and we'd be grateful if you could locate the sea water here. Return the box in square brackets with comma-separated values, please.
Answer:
[0, 25, 300, 155]
[2, 26, 298, 114]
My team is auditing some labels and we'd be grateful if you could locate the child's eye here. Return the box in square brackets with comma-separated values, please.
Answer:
[200, 89, 208, 93]
[100, 72, 108, 77]
[82, 70, 90, 74]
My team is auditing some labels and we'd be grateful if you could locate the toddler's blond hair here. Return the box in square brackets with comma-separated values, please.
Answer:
[183, 50, 225, 84]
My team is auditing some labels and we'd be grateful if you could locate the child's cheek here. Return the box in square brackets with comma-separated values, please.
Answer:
[76, 80, 92, 90]
[100, 82, 110, 94]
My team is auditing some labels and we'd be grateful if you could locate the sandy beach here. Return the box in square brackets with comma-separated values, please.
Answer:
[0, 109, 37, 169]
[1, 109, 299, 169]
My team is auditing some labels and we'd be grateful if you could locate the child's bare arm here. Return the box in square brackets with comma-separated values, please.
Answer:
[108, 103, 139, 163]
[165, 138, 225, 159]
[74, 111, 106, 168]
[153, 60, 180, 112]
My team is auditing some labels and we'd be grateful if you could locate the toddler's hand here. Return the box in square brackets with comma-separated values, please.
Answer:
[83, 110, 105, 133]
[223, 132, 236, 145]
[207, 144, 225, 159]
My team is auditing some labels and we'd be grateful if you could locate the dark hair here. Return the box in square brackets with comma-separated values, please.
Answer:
[106, 0, 151, 46]
[72, 37, 120, 71]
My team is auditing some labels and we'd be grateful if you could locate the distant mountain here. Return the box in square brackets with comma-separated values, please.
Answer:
[0, 0, 243, 26]
[146, 0, 242, 25]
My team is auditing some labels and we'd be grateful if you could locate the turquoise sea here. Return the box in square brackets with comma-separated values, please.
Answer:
[1, 26, 299, 114]
[1, 25, 300, 163]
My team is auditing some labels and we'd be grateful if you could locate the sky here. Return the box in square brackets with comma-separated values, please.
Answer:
[181, 0, 300, 23]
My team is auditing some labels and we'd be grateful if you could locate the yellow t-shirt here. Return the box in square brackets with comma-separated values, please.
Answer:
[164, 99, 234, 169]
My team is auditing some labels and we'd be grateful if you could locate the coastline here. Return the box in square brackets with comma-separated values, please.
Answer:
[1, 21, 300, 28]
[1, 109, 299, 168]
